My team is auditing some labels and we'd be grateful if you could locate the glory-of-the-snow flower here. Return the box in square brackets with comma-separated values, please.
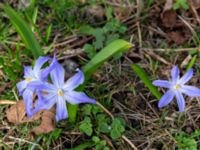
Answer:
[153, 66, 200, 112]
[28, 58, 96, 121]
[16, 55, 56, 116]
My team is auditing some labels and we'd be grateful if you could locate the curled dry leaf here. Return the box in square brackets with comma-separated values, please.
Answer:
[161, 10, 177, 28]
[161, 0, 177, 28]
[6, 100, 56, 135]
[6, 100, 42, 123]
[31, 108, 55, 135]
[167, 31, 190, 45]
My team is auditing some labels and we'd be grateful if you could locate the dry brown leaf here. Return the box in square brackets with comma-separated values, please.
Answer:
[6, 100, 43, 124]
[167, 31, 189, 45]
[161, 10, 177, 28]
[6, 100, 56, 135]
[31, 108, 56, 135]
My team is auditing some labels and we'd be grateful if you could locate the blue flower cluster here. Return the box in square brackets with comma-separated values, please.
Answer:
[17, 54, 96, 122]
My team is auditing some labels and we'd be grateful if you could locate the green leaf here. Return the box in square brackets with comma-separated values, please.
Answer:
[110, 118, 125, 139]
[68, 39, 132, 123]
[3, 5, 42, 58]
[173, 0, 189, 10]
[131, 64, 162, 99]
[79, 117, 93, 136]
[45, 24, 52, 43]
[186, 55, 197, 72]
[98, 123, 110, 133]
[70, 142, 95, 150]
[83, 39, 132, 81]
[83, 44, 96, 58]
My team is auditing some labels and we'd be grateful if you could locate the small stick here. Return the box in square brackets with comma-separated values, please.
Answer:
[0, 100, 16, 105]
[96, 102, 114, 120]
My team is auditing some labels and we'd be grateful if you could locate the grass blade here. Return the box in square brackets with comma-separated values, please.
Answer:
[3, 5, 42, 58]
[83, 39, 132, 81]
[131, 64, 162, 99]
[186, 55, 197, 72]
[68, 39, 132, 123]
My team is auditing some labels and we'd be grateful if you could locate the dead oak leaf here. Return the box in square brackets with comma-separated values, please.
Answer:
[6, 100, 42, 124]
[167, 31, 190, 45]
[6, 100, 56, 135]
[161, 10, 177, 28]
[31, 108, 56, 135]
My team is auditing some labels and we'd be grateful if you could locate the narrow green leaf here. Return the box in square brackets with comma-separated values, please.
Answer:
[68, 39, 132, 123]
[186, 55, 197, 72]
[70, 142, 95, 150]
[3, 5, 42, 58]
[83, 39, 132, 81]
[45, 24, 52, 43]
[131, 64, 162, 99]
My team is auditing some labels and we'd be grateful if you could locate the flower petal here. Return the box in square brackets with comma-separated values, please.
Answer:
[158, 90, 174, 108]
[33, 56, 50, 76]
[175, 91, 185, 112]
[56, 96, 68, 122]
[64, 91, 96, 105]
[26, 80, 43, 91]
[16, 80, 27, 95]
[171, 66, 180, 83]
[63, 68, 84, 90]
[41, 53, 57, 80]
[152, 80, 171, 88]
[50, 62, 65, 88]
[33, 93, 56, 114]
[24, 66, 34, 78]
[181, 85, 200, 97]
[22, 89, 34, 117]
[178, 68, 193, 85]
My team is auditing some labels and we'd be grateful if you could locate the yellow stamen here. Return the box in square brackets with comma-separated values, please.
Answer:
[174, 85, 180, 90]
[58, 89, 63, 96]
[26, 77, 32, 83]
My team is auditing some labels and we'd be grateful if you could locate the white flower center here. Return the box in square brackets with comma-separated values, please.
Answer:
[26, 77, 32, 83]
[58, 89, 63, 96]
[174, 84, 180, 90]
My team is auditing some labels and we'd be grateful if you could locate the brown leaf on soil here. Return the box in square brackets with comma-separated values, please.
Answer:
[6, 100, 43, 123]
[161, 10, 177, 28]
[6, 100, 56, 135]
[167, 31, 190, 45]
[31, 108, 56, 135]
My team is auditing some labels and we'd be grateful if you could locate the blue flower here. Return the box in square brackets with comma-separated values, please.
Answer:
[16, 55, 56, 117]
[153, 66, 200, 112]
[30, 61, 96, 122]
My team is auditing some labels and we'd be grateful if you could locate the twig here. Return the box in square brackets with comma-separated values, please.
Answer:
[0, 100, 16, 105]
[8, 136, 43, 149]
[96, 102, 138, 150]
[143, 47, 198, 52]
[96, 102, 114, 120]
[122, 135, 138, 150]
[144, 50, 171, 66]
[136, 22, 142, 48]
[189, 1, 200, 25]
